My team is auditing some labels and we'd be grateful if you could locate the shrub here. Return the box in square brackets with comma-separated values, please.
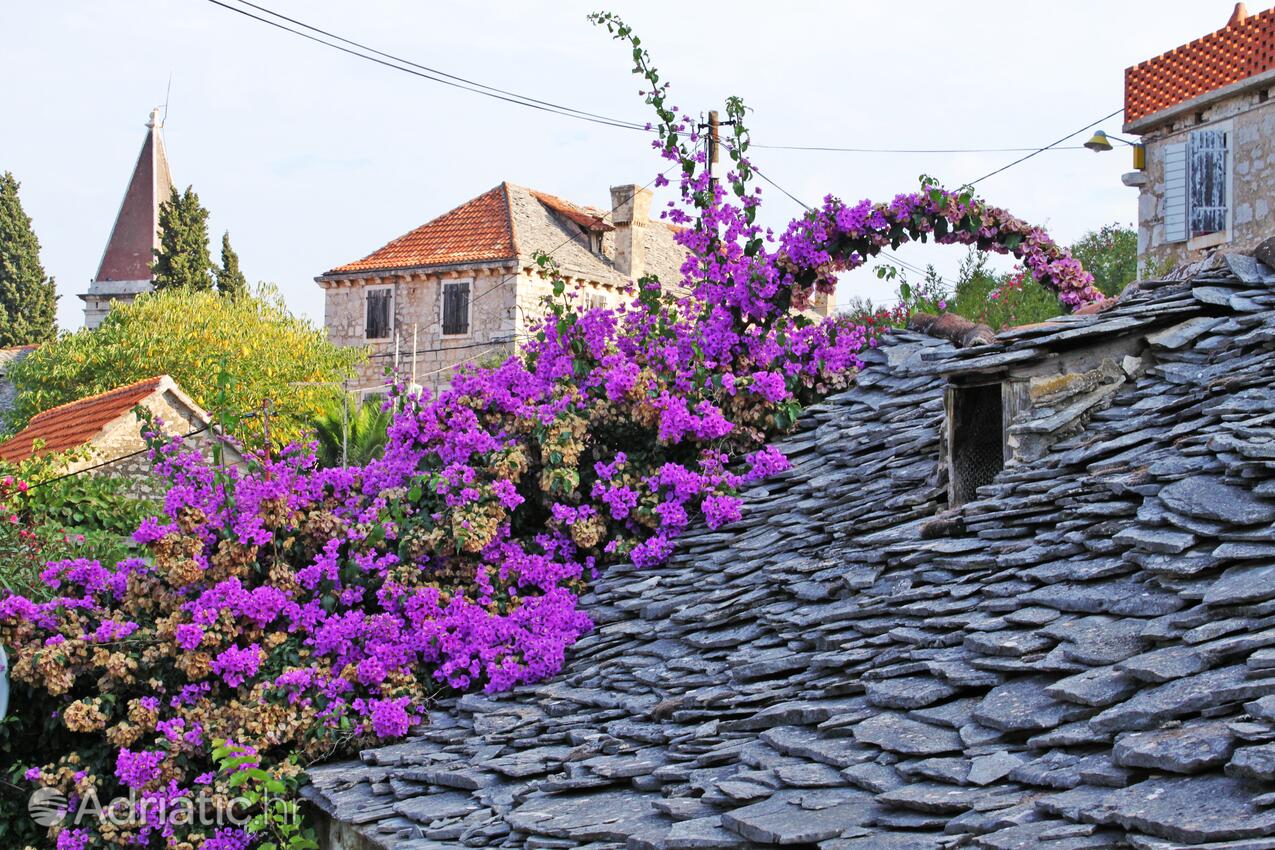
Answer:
[309, 395, 391, 468]
[4, 287, 364, 448]
[0, 15, 1096, 849]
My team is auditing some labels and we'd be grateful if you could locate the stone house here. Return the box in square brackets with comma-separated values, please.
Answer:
[0, 344, 37, 433]
[307, 246, 1275, 849]
[316, 182, 691, 392]
[0, 375, 230, 495]
[1125, 3, 1275, 273]
[79, 108, 174, 329]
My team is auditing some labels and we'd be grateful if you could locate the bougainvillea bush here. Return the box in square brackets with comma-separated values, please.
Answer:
[0, 15, 1102, 849]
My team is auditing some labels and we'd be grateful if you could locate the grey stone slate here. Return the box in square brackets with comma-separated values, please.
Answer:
[1113, 721, 1237, 773]
[305, 257, 1275, 850]
[973, 677, 1089, 732]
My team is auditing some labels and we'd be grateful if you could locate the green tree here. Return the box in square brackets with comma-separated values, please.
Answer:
[311, 393, 392, 467]
[216, 230, 249, 297]
[0, 172, 57, 346]
[1068, 223, 1137, 297]
[152, 185, 214, 291]
[5, 287, 364, 447]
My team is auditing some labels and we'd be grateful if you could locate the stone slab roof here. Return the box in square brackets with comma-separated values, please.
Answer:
[307, 249, 1275, 849]
[1125, 3, 1275, 124]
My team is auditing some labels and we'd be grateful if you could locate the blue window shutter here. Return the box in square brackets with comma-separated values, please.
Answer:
[1189, 129, 1228, 237]
[1163, 143, 1188, 243]
[0, 645, 8, 722]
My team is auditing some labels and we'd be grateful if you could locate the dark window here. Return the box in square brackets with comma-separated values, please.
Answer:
[948, 383, 1004, 505]
[443, 281, 470, 335]
[366, 289, 391, 339]
[1189, 129, 1227, 237]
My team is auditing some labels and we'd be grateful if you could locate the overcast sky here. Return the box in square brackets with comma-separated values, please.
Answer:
[1, 1, 1240, 330]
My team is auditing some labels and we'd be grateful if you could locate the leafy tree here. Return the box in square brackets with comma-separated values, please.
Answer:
[216, 230, 249, 297]
[152, 185, 214, 291]
[0, 172, 57, 346]
[5, 286, 364, 447]
[847, 250, 1064, 333]
[311, 393, 392, 467]
[1068, 223, 1137, 297]
[949, 250, 1061, 329]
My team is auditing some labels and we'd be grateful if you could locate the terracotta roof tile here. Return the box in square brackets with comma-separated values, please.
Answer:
[0, 376, 168, 464]
[528, 190, 613, 232]
[1125, 4, 1275, 123]
[326, 184, 516, 274]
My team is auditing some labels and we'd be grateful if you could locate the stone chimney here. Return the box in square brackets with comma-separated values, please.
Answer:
[609, 184, 652, 280]
[1229, 2, 1248, 25]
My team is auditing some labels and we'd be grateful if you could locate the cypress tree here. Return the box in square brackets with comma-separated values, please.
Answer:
[0, 172, 58, 347]
[216, 231, 248, 298]
[152, 185, 214, 291]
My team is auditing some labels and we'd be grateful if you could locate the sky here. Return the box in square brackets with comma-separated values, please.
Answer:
[0, 0, 1244, 331]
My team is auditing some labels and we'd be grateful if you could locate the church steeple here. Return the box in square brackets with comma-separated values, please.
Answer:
[79, 108, 173, 329]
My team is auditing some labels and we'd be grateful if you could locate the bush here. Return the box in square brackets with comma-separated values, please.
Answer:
[1068, 223, 1137, 297]
[0, 16, 1097, 849]
[309, 395, 391, 468]
[5, 287, 364, 448]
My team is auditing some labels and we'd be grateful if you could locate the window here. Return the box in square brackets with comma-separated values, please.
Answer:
[1164, 126, 1230, 244]
[588, 231, 603, 254]
[365, 288, 392, 340]
[946, 383, 1004, 506]
[442, 280, 471, 336]
[588, 292, 608, 311]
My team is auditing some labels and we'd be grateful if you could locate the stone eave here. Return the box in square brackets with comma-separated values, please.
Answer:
[315, 258, 518, 287]
[1125, 64, 1275, 135]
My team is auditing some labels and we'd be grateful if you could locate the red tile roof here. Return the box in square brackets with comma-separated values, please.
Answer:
[529, 190, 613, 233]
[1125, 3, 1275, 124]
[327, 184, 517, 274]
[0, 376, 168, 463]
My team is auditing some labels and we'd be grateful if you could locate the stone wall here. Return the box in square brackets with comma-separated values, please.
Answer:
[0, 346, 34, 432]
[323, 266, 633, 395]
[1132, 85, 1275, 274]
[70, 389, 220, 501]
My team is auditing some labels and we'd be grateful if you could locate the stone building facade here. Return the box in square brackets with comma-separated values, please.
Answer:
[1124, 3, 1275, 274]
[0, 375, 232, 498]
[316, 182, 692, 394]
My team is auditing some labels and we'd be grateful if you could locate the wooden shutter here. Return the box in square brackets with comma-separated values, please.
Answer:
[443, 281, 470, 335]
[1163, 143, 1188, 243]
[1189, 129, 1228, 237]
[365, 289, 391, 339]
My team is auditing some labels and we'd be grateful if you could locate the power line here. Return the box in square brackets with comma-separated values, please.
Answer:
[228, 0, 651, 131]
[25, 423, 213, 491]
[209, 1, 1117, 159]
[752, 143, 1086, 154]
[202, 0, 650, 132]
[968, 108, 1123, 185]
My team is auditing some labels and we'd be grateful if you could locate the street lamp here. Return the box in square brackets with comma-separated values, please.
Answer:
[1084, 130, 1146, 169]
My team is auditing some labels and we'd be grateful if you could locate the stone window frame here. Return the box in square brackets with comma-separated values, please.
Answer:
[440, 278, 473, 339]
[364, 284, 394, 343]
[943, 380, 1007, 507]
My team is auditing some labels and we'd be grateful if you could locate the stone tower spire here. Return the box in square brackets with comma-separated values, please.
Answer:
[79, 108, 174, 329]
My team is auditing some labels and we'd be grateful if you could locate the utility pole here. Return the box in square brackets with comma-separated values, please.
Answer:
[341, 380, 349, 468]
[707, 109, 721, 190]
